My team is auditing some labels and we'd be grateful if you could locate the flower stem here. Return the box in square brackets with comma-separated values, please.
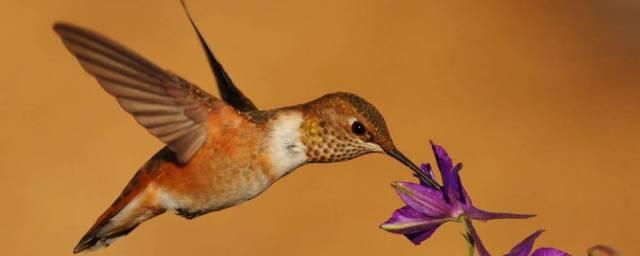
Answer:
[463, 217, 491, 256]
[462, 219, 475, 256]
[467, 240, 475, 256]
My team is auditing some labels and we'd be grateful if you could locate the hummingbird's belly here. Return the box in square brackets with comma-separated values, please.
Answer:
[197, 163, 272, 212]
[152, 157, 274, 218]
[149, 118, 278, 217]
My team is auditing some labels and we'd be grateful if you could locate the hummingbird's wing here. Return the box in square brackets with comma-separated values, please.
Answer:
[181, 1, 258, 113]
[54, 22, 216, 164]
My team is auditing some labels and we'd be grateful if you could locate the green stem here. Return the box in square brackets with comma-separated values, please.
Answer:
[462, 217, 475, 256]
[467, 237, 475, 256]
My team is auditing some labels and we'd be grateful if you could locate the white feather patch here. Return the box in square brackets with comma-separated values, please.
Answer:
[267, 111, 308, 178]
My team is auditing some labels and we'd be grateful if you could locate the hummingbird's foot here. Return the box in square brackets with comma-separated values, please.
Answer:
[176, 208, 207, 220]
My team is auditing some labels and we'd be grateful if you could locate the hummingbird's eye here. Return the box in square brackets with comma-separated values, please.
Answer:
[351, 121, 366, 135]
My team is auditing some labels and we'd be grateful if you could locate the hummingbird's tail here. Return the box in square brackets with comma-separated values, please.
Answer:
[73, 167, 166, 253]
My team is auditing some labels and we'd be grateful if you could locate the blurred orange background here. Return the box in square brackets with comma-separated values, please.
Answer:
[1, 0, 638, 255]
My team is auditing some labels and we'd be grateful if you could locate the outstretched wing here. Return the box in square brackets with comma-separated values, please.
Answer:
[181, 0, 258, 112]
[54, 22, 217, 163]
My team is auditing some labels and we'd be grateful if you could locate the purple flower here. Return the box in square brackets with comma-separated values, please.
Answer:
[506, 230, 570, 256]
[380, 141, 534, 254]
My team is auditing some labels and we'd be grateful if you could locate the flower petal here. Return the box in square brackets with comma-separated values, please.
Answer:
[417, 163, 435, 184]
[468, 207, 536, 221]
[506, 230, 545, 256]
[444, 162, 466, 203]
[464, 218, 491, 256]
[404, 224, 442, 245]
[430, 141, 466, 203]
[380, 206, 446, 234]
[392, 182, 450, 217]
[430, 141, 453, 175]
[531, 247, 571, 256]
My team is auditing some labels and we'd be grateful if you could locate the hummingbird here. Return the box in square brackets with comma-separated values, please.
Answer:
[55, 3, 437, 254]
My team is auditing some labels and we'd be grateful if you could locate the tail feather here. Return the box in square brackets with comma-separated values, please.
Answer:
[73, 191, 165, 253]
[73, 163, 165, 253]
[73, 223, 140, 253]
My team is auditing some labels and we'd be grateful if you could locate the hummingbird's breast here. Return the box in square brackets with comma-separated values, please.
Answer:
[144, 106, 308, 216]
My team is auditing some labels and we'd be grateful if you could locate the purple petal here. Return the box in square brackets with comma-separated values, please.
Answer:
[404, 224, 442, 245]
[418, 163, 435, 182]
[444, 162, 466, 203]
[468, 207, 536, 221]
[380, 206, 446, 234]
[531, 248, 571, 256]
[430, 141, 466, 204]
[464, 218, 491, 256]
[506, 230, 545, 256]
[430, 141, 453, 175]
[391, 182, 451, 217]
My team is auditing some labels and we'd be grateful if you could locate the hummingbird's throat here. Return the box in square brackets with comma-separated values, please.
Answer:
[266, 111, 308, 178]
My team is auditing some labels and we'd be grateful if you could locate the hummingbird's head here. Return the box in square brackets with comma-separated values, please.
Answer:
[300, 92, 423, 174]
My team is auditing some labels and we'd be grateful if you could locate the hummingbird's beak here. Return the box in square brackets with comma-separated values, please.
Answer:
[385, 148, 441, 189]
[386, 148, 422, 174]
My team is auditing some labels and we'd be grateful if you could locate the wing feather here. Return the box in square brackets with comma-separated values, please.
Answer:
[54, 22, 218, 163]
[180, 1, 258, 112]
